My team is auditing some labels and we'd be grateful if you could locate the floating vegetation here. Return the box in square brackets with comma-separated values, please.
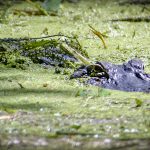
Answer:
[135, 98, 143, 107]
[0, 1, 11, 23]
[25, 0, 62, 15]
[0, 34, 89, 69]
[0, 33, 109, 79]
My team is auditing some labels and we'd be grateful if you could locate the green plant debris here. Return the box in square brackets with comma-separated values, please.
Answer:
[0, 0, 150, 149]
[0, 35, 89, 68]
[135, 98, 143, 107]
[89, 25, 107, 49]
[70, 123, 81, 130]
[42, 0, 61, 12]
[26, 0, 49, 15]
[0, 2, 11, 23]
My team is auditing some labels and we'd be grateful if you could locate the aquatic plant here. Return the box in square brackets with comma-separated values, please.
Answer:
[42, 0, 61, 12]
[26, 0, 62, 15]
[89, 25, 107, 49]
[26, 0, 49, 15]
[0, 35, 88, 69]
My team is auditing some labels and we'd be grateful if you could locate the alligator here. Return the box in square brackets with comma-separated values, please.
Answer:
[1, 36, 150, 92]
[71, 59, 150, 92]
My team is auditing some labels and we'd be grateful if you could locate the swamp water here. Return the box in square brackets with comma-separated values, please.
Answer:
[0, 0, 150, 149]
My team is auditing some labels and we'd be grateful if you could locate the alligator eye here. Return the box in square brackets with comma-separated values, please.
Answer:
[97, 72, 104, 77]
[128, 59, 144, 71]
[134, 64, 144, 70]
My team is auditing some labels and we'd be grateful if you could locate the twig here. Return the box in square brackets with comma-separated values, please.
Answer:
[61, 43, 91, 65]
[61, 43, 109, 78]
[56, 131, 100, 136]
[111, 16, 150, 22]
[119, 0, 150, 5]
[0, 34, 73, 42]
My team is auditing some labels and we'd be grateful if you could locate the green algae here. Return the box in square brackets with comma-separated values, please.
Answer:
[0, 35, 89, 68]
[0, 0, 150, 149]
